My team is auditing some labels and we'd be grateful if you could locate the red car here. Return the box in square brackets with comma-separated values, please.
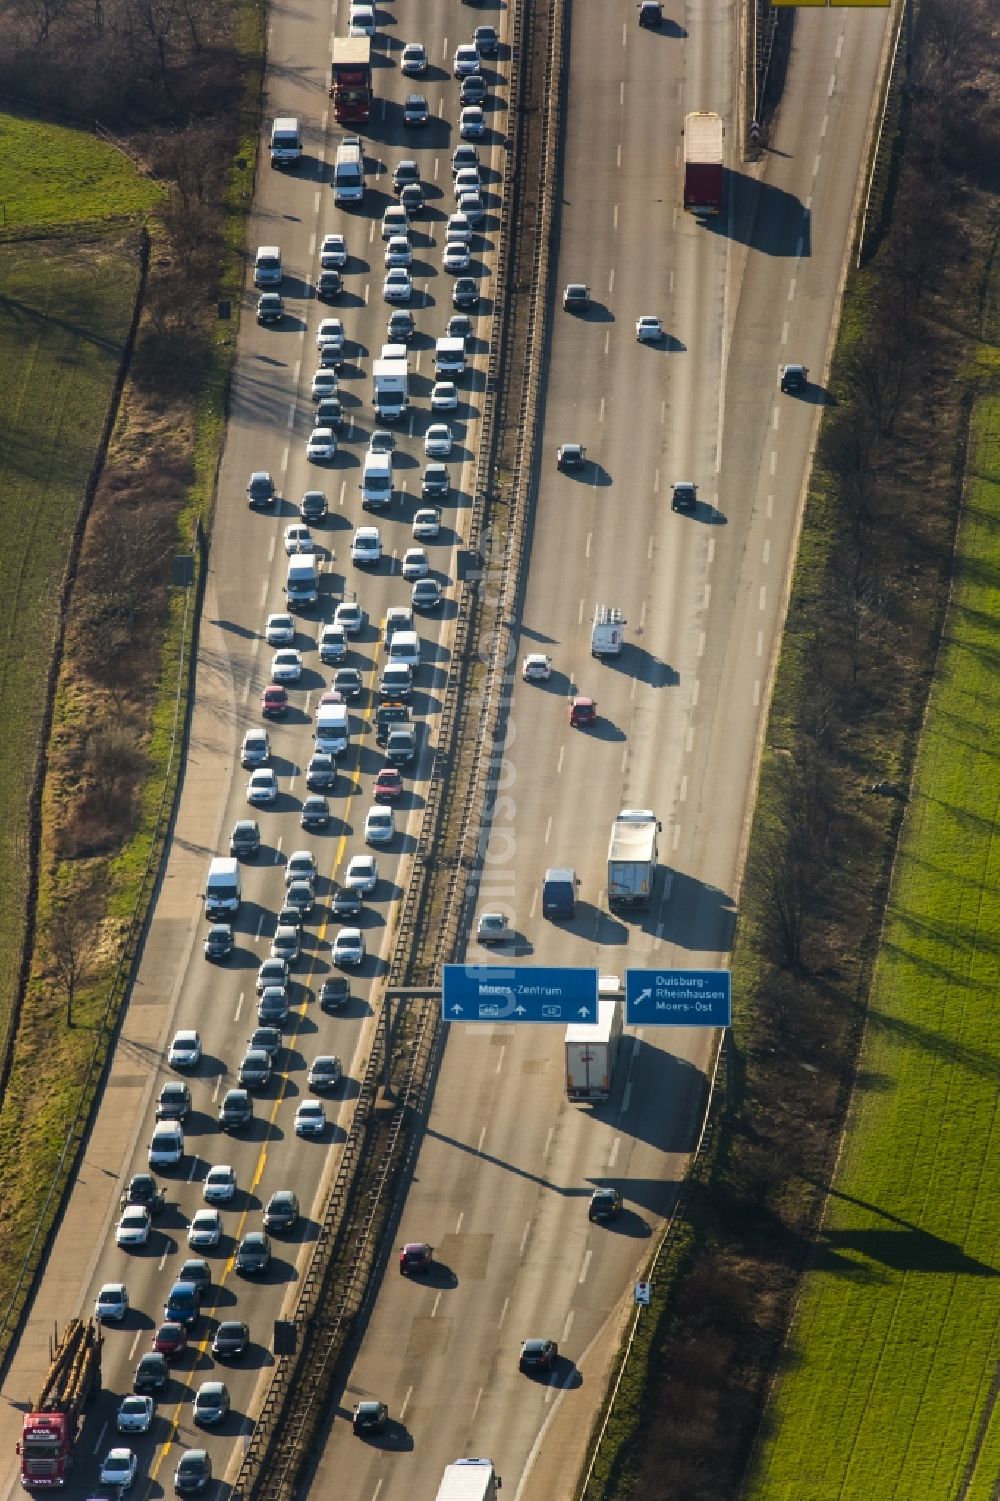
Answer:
[569, 696, 597, 728]
[374, 768, 403, 803]
[261, 684, 288, 718]
[152, 1322, 188, 1359]
[399, 1242, 432, 1275]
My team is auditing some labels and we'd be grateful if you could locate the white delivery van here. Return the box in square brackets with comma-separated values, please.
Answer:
[148, 1121, 184, 1169]
[270, 117, 302, 167]
[388, 629, 421, 673]
[315, 701, 350, 755]
[205, 856, 241, 920]
[253, 245, 283, 287]
[372, 358, 408, 421]
[362, 451, 393, 509]
[286, 555, 319, 609]
[434, 337, 467, 376]
[591, 605, 626, 657]
[334, 136, 365, 204]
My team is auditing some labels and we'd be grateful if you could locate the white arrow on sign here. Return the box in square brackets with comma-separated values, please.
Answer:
[577, 1006, 592, 1017]
[633, 988, 652, 1006]
[514, 1004, 527, 1015]
[449, 1004, 464, 1016]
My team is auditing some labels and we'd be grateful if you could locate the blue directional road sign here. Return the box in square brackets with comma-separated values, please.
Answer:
[625, 969, 731, 1027]
[443, 965, 599, 1024]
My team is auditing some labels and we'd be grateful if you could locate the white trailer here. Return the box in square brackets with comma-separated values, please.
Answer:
[565, 997, 623, 1102]
[607, 808, 661, 909]
[434, 1458, 502, 1501]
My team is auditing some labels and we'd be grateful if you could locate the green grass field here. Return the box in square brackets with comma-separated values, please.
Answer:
[0, 115, 159, 234]
[745, 401, 1000, 1498]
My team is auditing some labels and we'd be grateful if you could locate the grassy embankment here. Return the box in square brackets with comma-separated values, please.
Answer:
[746, 313, 1000, 1499]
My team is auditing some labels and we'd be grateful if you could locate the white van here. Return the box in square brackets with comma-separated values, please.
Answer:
[333, 136, 365, 205]
[205, 856, 241, 920]
[286, 555, 319, 609]
[362, 451, 393, 509]
[434, 337, 466, 376]
[315, 701, 349, 755]
[254, 245, 283, 287]
[148, 1121, 184, 1169]
[270, 117, 302, 167]
[388, 629, 421, 673]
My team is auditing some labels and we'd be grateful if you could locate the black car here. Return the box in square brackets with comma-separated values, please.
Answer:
[638, 0, 663, 25]
[300, 795, 331, 830]
[556, 443, 586, 471]
[780, 362, 808, 393]
[474, 23, 499, 55]
[219, 1088, 253, 1132]
[134, 1352, 169, 1393]
[315, 396, 343, 429]
[237, 1049, 272, 1092]
[277, 903, 304, 931]
[248, 1026, 281, 1058]
[352, 1400, 388, 1436]
[392, 159, 421, 192]
[211, 1321, 249, 1360]
[332, 886, 363, 919]
[257, 292, 284, 324]
[300, 490, 328, 522]
[563, 282, 590, 312]
[174, 1450, 212, 1495]
[263, 1190, 300, 1232]
[320, 975, 350, 1011]
[230, 819, 261, 859]
[588, 1187, 622, 1222]
[387, 310, 415, 343]
[306, 752, 336, 791]
[307, 1055, 343, 1094]
[452, 277, 479, 310]
[421, 463, 450, 500]
[334, 668, 363, 699]
[246, 472, 276, 507]
[316, 269, 342, 300]
[670, 481, 697, 513]
[203, 923, 233, 961]
[121, 1173, 165, 1215]
[236, 1231, 271, 1275]
[461, 74, 487, 105]
[180, 1259, 211, 1294]
[285, 880, 316, 916]
[519, 1337, 558, 1373]
[403, 93, 429, 126]
[257, 988, 290, 1025]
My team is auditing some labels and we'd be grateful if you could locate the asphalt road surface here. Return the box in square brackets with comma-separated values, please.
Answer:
[0, 2, 890, 1501]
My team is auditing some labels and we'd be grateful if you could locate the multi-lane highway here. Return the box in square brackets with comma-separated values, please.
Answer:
[0, 0, 892, 1500]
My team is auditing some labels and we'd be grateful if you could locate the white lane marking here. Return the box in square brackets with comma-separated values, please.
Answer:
[691, 680, 700, 707]
[781, 320, 789, 346]
[578, 1249, 593, 1285]
[759, 586, 767, 610]
[763, 538, 771, 564]
[530, 890, 538, 919]
[753, 680, 761, 707]
[640, 600, 647, 628]
[672, 824, 681, 851]
[233, 992, 244, 1023]
[631, 676, 637, 701]
[455, 1210, 464, 1234]
[187, 1156, 198, 1183]
[605, 329, 611, 356]
[686, 727, 694, 753]
[704, 583, 712, 608]
[242, 677, 250, 705]
[679, 775, 688, 803]
[620, 80, 625, 105]
[544, 1125, 554, 1159]
[286, 402, 295, 431]
[622, 1082, 632, 1113]
[496, 1044, 505, 1074]
[707, 537, 715, 564]
[788, 277, 796, 301]
[814, 153, 822, 177]
[477, 1125, 486, 1153]
[766, 494, 774, 518]
[91, 1422, 108, 1456]
[820, 115, 828, 140]
[697, 631, 706, 657]
[472, 1386, 484, 1421]
[561, 1309, 575, 1344]
[431, 1292, 442, 1318]
[836, 32, 844, 58]
[520, 1220, 531, 1258]
[770, 450, 777, 475]
[757, 631, 764, 658]
[585, 531, 592, 558]
[372, 1482, 384, 1501]
[499, 1296, 510, 1329]
[599, 396, 605, 424]
[128, 1330, 141, 1360]
[557, 745, 564, 775]
[212, 1075, 222, 1103]
[158, 1246, 170, 1271]
[258, 580, 267, 607]
[647, 535, 654, 559]
[608, 268, 615, 294]
[616, 143, 622, 168]
[544, 815, 552, 844]
[433, 157, 439, 182]
[654, 469, 660, 494]
[613, 203, 618, 230]
[399, 1385, 413, 1420]
[578, 598, 584, 625]
[268, 534, 276, 563]
[622, 21, 627, 45]
[621, 747, 628, 772]
[828, 73, 836, 97]
[308, 231, 316, 257]
[608, 1135, 621, 1168]
[772, 406, 780, 430]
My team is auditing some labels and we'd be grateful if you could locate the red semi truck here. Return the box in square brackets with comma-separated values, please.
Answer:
[683, 111, 724, 215]
[330, 37, 372, 125]
[17, 1319, 102, 1488]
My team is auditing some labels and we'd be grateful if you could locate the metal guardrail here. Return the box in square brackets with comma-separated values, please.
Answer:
[856, 0, 907, 267]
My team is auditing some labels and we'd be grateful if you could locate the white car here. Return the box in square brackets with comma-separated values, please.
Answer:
[401, 547, 429, 580]
[382, 204, 408, 240]
[116, 1396, 154, 1435]
[431, 380, 459, 410]
[307, 428, 337, 461]
[96, 1283, 129, 1323]
[352, 526, 382, 565]
[204, 1165, 236, 1204]
[383, 267, 413, 303]
[264, 613, 295, 646]
[412, 507, 442, 539]
[320, 233, 347, 268]
[424, 423, 453, 457]
[452, 143, 480, 175]
[100, 1450, 137, 1492]
[636, 315, 663, 343]
[311, 368, 338, 400]
[333, 927, 366, 966]
[522, 653, 553, 682]
[168, 1030, 202, 1069]
[454, 166, 481, 199]
[319, 623, 347, 662]
[187, 1209, 222, 1249]
[270, 649, 303, 682]
[345, 854, 378, 892]
[454, 43, 480, 76]
[442, 241, 471, 273]
[295, 1099, 327, 1137]
[384, 235, 412, 268]
[460, 106, 485, 139]
[241, 727, 270, 768]
[446, 213, 472, 245]
[247, 768, 278, 805]
[284, 523, 314, 554]
[115, 1207, 151, 1249]
[364, 806, 396, 846]
[349, 2, 374, 35]
[316, 317, 345, 357]
[334, 600, 364, 635]
[285, 849, 318, 886]
[400, 41, 427, 74]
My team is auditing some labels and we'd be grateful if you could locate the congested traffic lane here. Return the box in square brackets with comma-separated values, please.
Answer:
[0, 1, 505, 1498]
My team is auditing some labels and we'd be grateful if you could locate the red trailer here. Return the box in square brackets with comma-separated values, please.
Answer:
[683, 112, 724, 215]
[330, 37, 372, 125]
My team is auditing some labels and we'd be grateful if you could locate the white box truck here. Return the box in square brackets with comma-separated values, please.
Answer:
[314, 701, 349, 755]
[269, 116, 302, 167]
[372, 357, 408, 420]
[285, 555, 319, 609]
[434, 336, 466, 376]
[434, 1459, 502, 1501]
[565, 994, 623, 1102]
[607, 808, 661, 909]
[204, 857, 241, 920]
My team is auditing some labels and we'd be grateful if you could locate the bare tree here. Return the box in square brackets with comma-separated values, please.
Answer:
[49, 893, 101, 1027]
